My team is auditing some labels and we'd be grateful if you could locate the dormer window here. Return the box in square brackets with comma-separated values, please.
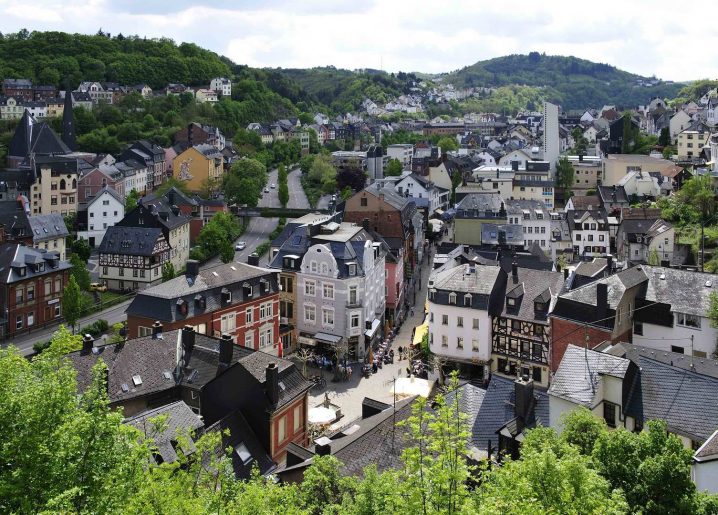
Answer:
[221, 288, 232, 304]
[194, 294, 206, 310]
[535, 301, 547, 312]
[348, 264, 356, 276]
[507, 298, 516, 307]
[429, 289, 436, 301]
[464, 294, 472, 307]
[261, 278, 270, 293]
[176, 299, 188, 315]
[449, 292, 457, 305]
[243, 283, 253, 298]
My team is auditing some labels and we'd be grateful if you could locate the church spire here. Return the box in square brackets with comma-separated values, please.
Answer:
[62, 86, 76, 151]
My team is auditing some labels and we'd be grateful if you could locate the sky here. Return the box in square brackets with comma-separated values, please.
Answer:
[0, 0, 710, 82]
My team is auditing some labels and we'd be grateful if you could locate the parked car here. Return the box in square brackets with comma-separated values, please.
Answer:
[264, 187, 269, 193]
[270, 183, 276, 189]
[90, 282, 107, 292]
[235, 242, 246, 251]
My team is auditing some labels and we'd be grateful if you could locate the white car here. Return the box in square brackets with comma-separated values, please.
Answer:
[235, 242, 246, 251]
[264, 187, 269, 193]
[270, 183, 276, 189]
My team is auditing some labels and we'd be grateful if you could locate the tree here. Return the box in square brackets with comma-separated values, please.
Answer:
[299, 155, 315, 174]
[61, 275, 83, 333]
[223, 174, 262, 207]
[559, 406, 608, 456]
[659, 127, 671, 147]
[648, 248, 660, 265]
[385, 158, 403, 177]
[278, 182, 289, 207]
[125, 189, 140, 213]
[437, 136, 458, 155]
[71, 238, 92, 262]
[308, 154, 337, 193]
[556, 156, 576, 197]
[219, 240, 235, 264]
[162, 262, 176, 282]
[336, 166, 367, 193]
[69, 253, 91, 292]
[571, 126, 588, 155]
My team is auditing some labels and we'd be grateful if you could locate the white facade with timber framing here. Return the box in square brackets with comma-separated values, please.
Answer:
[98, 226, 170, 291]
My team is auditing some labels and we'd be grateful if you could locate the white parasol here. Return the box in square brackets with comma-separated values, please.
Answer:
[392, 377, 432, 398]
[308, 406, 336, 425]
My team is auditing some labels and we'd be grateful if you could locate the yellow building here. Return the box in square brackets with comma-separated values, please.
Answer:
[677, 128, 709, 160]
[172, 144, 224, 193]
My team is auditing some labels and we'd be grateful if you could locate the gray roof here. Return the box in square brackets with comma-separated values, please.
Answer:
[98, 226, 165, 257]
[431, 263, 503, 299]
[456, 192, 504, 213]
[501, 267, 565, 322]
[548, 345, 631, 407]
[640, 266, 718, 317]
[481, 223, 523, 245]
[86, 186, 124, 209]
[624, 345, 718, 442]
[574, 258, 608, 278]
[124, 401, 204, 464]
[504, 198, 550, 219]
[558, 266, 647, 310]
[598, 185, 630, 204]
[27, 213, 68, 242]
[695, 430, 718, 461]
[0, 244, 69, 284]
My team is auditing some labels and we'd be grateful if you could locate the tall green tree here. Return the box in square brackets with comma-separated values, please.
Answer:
[385, 158, 403, 177]
[71, 238, 92, 262]
[125, 189, 140, 214]
[61, 275, 83, 334]
[437, 136, 459, 155]
[69, 253, 91, 292]
[219, 240, 235, 264]
[556, 156, 576, 198]
[278, 182, 290, 207]
[161, 262, 176, 282]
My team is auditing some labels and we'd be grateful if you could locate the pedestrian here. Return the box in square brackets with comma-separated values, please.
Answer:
[398, 345, 403, 360]
[410, 307, 415, 317]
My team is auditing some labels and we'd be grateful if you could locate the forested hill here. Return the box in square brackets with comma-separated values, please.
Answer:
[444, 53, 684, 109]
[0, 30, 231, 89]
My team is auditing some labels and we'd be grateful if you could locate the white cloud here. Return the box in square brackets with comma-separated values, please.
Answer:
[0, 0, 713, 81]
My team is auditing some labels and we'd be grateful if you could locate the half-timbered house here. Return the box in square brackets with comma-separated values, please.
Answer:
[98, 226, 170, 291]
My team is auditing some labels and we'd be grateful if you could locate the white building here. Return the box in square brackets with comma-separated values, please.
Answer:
[428, 263, 504, 379]
[386, 144, 414, 169]
[543, 101, 559, 175]
[394, 172, 450, 214]
[209, 77, 232, 97]
[633, 267, 718, 358]
[77, 186, 125, 248]
[505, 199, 552, 253]
[567, 210, 610, 257]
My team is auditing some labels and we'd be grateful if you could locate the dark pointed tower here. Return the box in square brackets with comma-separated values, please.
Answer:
[62, 88, 76, 151]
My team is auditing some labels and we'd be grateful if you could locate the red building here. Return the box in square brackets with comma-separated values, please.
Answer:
[126, 260, 283, 357]
[0, 244, 71, 338]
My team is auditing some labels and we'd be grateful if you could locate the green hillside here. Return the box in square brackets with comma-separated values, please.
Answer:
[0, 30, 231, 89]
[445, 53, 683, 109]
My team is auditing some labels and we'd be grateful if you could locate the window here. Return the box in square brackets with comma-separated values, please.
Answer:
[671, 345, 685, 354]
[304, 305, 316, 323]
[507, 298, 515, 307]
[27, 285, 34, 301]
[260, 302, 272, 319]
[532, 367, 542, 383]
[310, 261, 318, 273]
[245, 308, 254, 324]
[457, 337, 463, 349]
[102, 267, 108, 275]
[441, 335, 448, 347]
[15, 288, 23, 304]
[280, 276, 293, 293]
[305, 280, 316, 296]
[133, 269, 138, 277]
[16, 315, 22, 329]
[472, 318, 479, 329]
[220, 313, 236, 333]
[464, 294, 472, 307]
[348, 264, 356, 276]
[351, 313, 360, 328]
[294, 405, 302, 432]
[259, 327, 272, 348]
[676, 312, 701, 329]
[575, 234, 581, 241]
[244, 331, 254, 348]
[360, 197, 368, 206]
[277, 416, 286, 443]
[449, 292, 457, 305]
[322, 283, 334, 299]
[44, 281, 51, 296]
[457, 316, 463, 327]
[119, 267, 124, 277]
[349, 286, 357, 305]
[429, 312, 434, 322]
[55, 278, 60, 293]
[603, 402, 617, 428]
[472, 339, 479, 351]
[599, 234, 605, 242]
[322, 308, 334, 327]
[442, 314, 448, 325]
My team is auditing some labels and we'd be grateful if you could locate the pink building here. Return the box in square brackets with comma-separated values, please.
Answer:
[384, 246, 405, 328]
[78, 168, 120, 203]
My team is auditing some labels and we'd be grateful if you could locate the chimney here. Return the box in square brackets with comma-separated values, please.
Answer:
[563, 267, 569, 280]
[605, 254, 613, 274]
[514, 377, 534, 421]
[82, 333, 94, 353]
[511, 262, 518, 282]
[579, 154, 584, 162]
[171, 205, 179, 216]
[247, 253, 259, 266]
[596, 282, 608, 322]
[186, 259, 200, 277]
[219, 333, 233, 365]
[314, 436, 332, 456]
[182, 325, 195, 354]
[152, 320, 163, 339]
[266, 362, 279, 405]
[362, 219, 369, 231]
[167, 189, 175, 205]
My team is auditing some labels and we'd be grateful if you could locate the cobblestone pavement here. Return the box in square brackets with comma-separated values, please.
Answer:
[297, 232, 450, 428]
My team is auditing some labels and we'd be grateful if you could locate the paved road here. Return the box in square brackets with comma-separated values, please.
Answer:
[204, 215, 279, 269]
[287, 168, 310, 209]
[3, 298, 134, 356]
[258, 168, 279, 208]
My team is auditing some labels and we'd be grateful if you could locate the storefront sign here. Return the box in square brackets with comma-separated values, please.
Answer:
[297, 335, 316, 346]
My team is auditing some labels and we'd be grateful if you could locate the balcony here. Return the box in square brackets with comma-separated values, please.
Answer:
[346, 299, 362, 308]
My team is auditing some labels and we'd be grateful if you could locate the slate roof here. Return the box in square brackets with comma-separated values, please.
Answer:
[640, 266, 718, 318]
[566, 210, 609, 232]
[205, 410, 275, 479]
[237, 351, 310, 410]
[504, 198, 550, 219]
[8, 110, 71, 158]
[620, 218, 660, 239]
[456, 192, 504, 216]
[86, 186, 124, 209]
[481, 223, 523, 245]
[0, 244, 69, 285]
[623, 345, 718, 442]
[500, 267, 565, 322]
[695, 430, 718, 461]
[568, 195, 601, 211]
[556, 266, 648, 310]
[430, 263, 504, 312]
[548, 345, 631, 407]
[98, 226, 165, 257]
[455, 377, 549, 454]
[0, 200, 31, 239]
[124, 401, 204, 464]
[574, 258, 608, 279]
[27, 213, 68, 242]
[126, 262, 275, 323]
[598, 185, 629, 205]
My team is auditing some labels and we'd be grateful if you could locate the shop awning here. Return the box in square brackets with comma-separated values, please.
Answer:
[364, 319, 381, 338]
[297, 335, 316, 346]
[314, 332, 342, 344]
[413, 321, 429, 346]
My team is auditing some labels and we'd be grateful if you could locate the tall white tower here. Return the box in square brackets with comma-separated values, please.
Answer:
[543, 101, 559, 177]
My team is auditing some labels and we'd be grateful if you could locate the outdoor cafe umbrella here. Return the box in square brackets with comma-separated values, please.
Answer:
[308, 406, 336, 425]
